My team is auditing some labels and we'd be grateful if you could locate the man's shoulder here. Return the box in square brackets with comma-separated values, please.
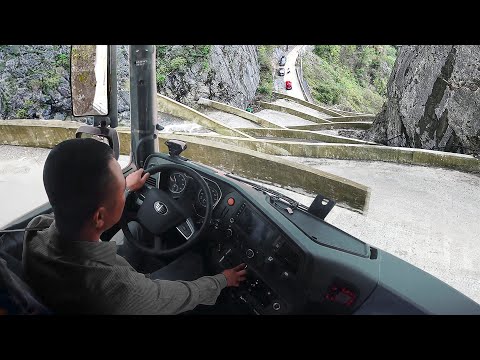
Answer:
[27, 214, 55, 229]
[24, 214, 55, 249]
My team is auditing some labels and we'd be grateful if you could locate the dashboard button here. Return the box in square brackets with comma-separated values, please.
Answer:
[246, 249, 255, 258]
[227, 197, 235, 206]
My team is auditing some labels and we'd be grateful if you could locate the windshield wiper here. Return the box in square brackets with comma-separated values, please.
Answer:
[225, 173, 306, 210]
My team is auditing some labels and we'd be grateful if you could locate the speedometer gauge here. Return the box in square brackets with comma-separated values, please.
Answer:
[168, 172, 187, 193]
[198, 187, 219, 207]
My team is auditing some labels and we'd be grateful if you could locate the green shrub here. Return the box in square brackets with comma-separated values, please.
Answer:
[258, 80, 272, 95]
[41, 71, 61, 92]
[169, 56, 187, 71]
[156, 73, 166, 86]
[314, 82, 340, 104]
[55, 53, 70, 69]
[15, 109, 28, 118]
[314, 45, 341, 63]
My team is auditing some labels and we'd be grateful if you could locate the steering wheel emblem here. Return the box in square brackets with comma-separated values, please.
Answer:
[154, 201, 168, 215]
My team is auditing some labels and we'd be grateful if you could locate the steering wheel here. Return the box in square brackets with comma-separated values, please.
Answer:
[120, 163, 213, 259]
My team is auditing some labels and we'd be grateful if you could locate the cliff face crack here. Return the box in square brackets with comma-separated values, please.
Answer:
[440, 77, 480, 92]
[444, 128, 461, 153]
[400, 118, 411, 147]
[417, 46, 457, 147]
[436, 108, 449, 147]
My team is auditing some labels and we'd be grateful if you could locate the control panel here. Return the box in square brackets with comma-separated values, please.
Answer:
[210, 193, 304, 314]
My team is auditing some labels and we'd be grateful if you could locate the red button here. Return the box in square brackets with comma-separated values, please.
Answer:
[227, 198, 235, 206]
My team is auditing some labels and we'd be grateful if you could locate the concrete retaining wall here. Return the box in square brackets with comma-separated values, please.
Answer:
[258, 101, 332, 124]
[272, 91, 344, 117]
[197, 98, 285, 129]
[329, 108, 373, 116]
[296, 55, 315, 103]
[3, 120, 477, 175]
[156, 93, 253, 138]
[0, 120, 370, 212]
[237, 128, 378, 145]
[172, 133, 480, 174]
[327, 115, 376, 122]
[0, 120, 78, 147]
[157, 133, 369, 212]
[284, 122, 373, 131]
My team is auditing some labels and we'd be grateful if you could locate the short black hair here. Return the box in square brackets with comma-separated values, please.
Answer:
[43, 138, 115, 237]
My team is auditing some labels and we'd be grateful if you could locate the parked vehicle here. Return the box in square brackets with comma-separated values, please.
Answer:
[278, 68, 285, 76]
[279, 55, 286, 66]
[285, 80, 292, 90]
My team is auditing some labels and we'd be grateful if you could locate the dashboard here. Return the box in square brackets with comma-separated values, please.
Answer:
[142, 157, 306, 314]
[130, 153, 480, 315]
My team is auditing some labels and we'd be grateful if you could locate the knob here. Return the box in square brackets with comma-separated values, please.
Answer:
[246, 248, 255, 259]
[273, 302, 281, 311]
[226, 228, 233, 237]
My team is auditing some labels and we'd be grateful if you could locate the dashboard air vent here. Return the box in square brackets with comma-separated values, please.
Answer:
[146, 176, 157, 188]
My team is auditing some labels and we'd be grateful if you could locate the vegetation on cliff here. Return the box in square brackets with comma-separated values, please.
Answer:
[155, 45, 212, 88]
[302, 45, 397, 114]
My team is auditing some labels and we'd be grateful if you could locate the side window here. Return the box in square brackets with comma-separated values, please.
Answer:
[0, 45, 131, 227]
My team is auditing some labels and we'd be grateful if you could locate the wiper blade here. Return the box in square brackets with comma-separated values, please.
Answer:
[225, 173, 301, 209]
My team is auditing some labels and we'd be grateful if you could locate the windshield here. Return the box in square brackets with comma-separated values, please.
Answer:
[0, 45, 479, 306]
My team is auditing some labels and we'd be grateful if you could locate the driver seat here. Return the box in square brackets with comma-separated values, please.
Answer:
[0, 252, 51, 315]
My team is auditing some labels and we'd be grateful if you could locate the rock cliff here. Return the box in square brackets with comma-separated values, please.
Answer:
[367, 45, 480, 155]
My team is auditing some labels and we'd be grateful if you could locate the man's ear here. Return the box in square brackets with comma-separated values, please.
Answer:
[93, 207, 107, 230]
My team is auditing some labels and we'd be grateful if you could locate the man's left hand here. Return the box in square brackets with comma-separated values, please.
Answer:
[126, 168, 150, 192]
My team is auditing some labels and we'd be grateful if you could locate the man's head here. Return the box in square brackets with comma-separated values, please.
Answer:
[43, 138, 126, 240]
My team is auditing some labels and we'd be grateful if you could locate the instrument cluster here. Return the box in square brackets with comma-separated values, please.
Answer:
[167, 171, 222, 212]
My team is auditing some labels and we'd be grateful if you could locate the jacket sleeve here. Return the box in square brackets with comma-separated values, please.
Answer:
[109, 269, 228, 315]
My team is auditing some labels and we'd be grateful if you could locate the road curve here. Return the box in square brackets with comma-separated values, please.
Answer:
[283, 45, 306, 100]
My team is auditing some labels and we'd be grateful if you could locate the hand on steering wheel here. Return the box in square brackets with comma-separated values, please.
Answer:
[120, 163, 213, 259]
[126, 168, 150, 192]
